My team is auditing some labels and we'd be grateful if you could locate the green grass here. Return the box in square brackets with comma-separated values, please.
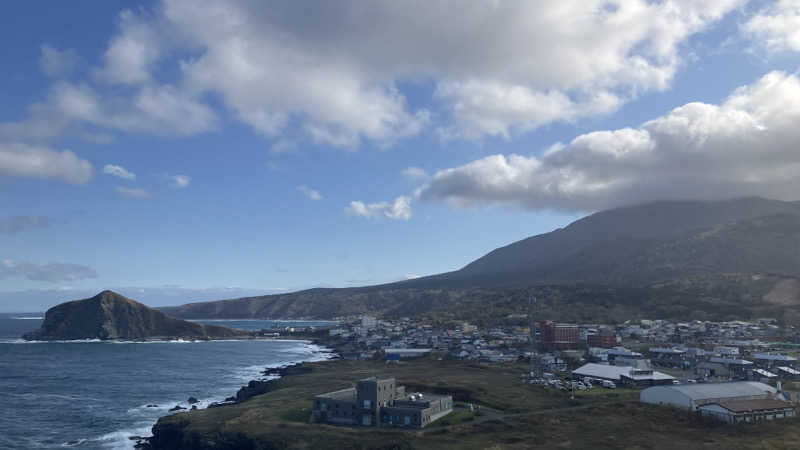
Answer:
[430, 409, 476, 427]
[153, 358, 800, 450]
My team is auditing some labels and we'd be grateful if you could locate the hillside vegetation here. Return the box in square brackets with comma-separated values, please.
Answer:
[160, 198, 800, 324]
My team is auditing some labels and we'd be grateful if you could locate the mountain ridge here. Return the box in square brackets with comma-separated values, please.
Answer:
[159, 197, 800, 323]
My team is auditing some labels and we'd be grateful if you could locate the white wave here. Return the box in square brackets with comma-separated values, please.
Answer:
[94, 424, 152, 450]
[11, 316, 43, 320]
[4, 338, 104, 344]
[112, 342, 335, 448]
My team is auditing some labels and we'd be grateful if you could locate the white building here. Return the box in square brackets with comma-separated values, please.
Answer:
[572, 363, 674, 386]
[640, 382, 777, 411]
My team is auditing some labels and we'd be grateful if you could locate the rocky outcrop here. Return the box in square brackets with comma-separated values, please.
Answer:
[23, 290, 248, 341]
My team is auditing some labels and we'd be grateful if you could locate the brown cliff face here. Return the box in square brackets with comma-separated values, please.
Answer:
[23, 290, 247, 341]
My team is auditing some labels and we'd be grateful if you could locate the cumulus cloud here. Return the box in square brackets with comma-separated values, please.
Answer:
[0, 259, 98, 283]
[346, 195, 412, 220]
[38, 0, 733, 147]
[418, 70, 800, 211]
[0, 215, 51, 234]
[742, 0, 800, 53]
[298, 185, 322, 200]
[94, 9, 162, 84]
[402, 167, 430, 181]
[116, 186, 152, 199]
[39, 44, 79, 77]
[0, 82, 218, 142]
[0, 142, 93, 185]
[169, 175, 191, 189]
[103, 164, 136, 180]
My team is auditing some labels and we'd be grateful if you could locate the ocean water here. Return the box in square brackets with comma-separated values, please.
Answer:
[0, 314, 335, 450]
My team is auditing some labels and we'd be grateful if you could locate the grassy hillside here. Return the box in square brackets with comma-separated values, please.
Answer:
[161, 273, 800, 326]
[160, 198, 800, 325]
[150, 358, 800, 450]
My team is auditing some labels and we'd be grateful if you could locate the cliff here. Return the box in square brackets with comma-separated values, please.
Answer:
[22, 290, 247, 341]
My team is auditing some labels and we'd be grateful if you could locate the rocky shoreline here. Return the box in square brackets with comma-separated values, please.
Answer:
[135, 343, 336, 449]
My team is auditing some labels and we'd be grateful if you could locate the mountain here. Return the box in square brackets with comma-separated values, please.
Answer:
[160, 197, 800, 323]
[23, 290, 247, 341]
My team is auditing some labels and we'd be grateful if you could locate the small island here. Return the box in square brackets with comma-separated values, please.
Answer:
[22, 290, 249, 341]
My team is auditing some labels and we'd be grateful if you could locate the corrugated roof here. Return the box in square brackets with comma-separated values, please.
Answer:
[778, 366, 800, 375]
[572, 363, 674, 381]
[753, 368, 778, 378]
[652, 382, 775, 401]
[709, 357, 753, 365]
[754, 353, 797, 361]
[708, 399, 793, 413]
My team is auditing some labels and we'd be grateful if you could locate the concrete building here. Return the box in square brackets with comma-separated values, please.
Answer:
[587, 329, 615, 348]
[698, 399, 795, 424]
[572, 363, 675, 387]
[312, 376, 452, 428]
[640, 382, 777, 411]
[540, 321, 580, 350]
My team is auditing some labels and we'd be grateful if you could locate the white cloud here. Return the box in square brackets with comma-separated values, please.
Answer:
[346, 195, 412, 220]
[402, 166, 430, 181]
[39, 44, 79, 77]
[103, 164, 136, 180]
[0, 82, 218, 141]
[418, 70, 800, 211]
[298, 184, 322, 200]
[0, 1, 745, 148]
[0, 259, 98, 282]
[742, 0, 800, 53]
[116, 186, 152, 199]
[0, 142, 93, 185]
[94, 9, 162, 84]
[0, 216, 51, 234]
[270, 139, 297, 154]
[71, 0, 737, 145]
[169, 175, 191, 189]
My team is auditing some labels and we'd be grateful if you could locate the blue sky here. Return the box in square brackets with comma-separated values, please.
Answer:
[2, 0, 800, 311]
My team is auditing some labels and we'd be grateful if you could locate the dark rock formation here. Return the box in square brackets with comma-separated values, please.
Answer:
[187, 397, 199, 404]
[22, 290, 248, 341]
[169, 405, 186, 412]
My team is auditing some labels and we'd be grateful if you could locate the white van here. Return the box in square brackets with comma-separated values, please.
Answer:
[602, 380, 616, 389]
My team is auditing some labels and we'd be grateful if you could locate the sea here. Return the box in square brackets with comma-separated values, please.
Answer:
[0, 313, 336, 450]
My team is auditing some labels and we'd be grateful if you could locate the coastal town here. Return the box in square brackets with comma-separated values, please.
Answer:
[267, 314, 800, 427]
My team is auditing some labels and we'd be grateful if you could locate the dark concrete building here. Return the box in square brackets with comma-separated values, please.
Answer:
[312, 376, 452, 428]
[540, 321, 580, 350]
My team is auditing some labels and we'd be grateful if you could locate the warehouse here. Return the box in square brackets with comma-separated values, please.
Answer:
[640, 382, 776, 411]
[698, 399, 795, 423]
[572, 363, 675, 386]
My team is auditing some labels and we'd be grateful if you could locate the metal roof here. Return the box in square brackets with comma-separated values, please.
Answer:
[572, 363, 674, 381]
[777, 366, 800, 375]
[753, 368, 778, 378]
[754, 353, 797, 361]
[709, 357, 753, 365]
[648, 382, 775, 401]
[707, 398, 793, 413]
